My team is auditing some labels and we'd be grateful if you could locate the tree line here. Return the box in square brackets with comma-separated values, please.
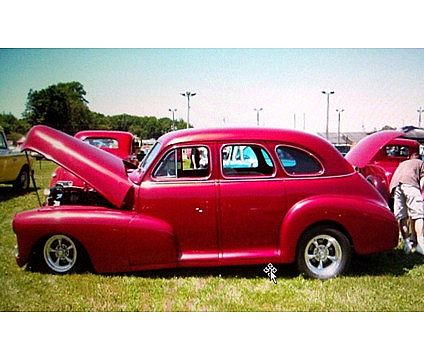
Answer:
[0, 81, 188, 142]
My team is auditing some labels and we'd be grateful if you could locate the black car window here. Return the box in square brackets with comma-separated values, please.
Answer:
[277, 146, 322, 175]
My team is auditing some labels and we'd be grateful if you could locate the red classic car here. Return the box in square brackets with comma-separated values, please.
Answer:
[50, 130, 139, 188]
[13, 125, 399, 279]
[346, 130, 421, 206]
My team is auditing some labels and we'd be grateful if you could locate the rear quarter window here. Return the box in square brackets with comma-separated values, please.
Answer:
[276, 146, 323, 175]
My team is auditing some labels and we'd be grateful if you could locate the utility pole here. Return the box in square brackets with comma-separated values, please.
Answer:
[322, 91, 335, 140]
[254, 108, 263, 126]
[180, 91, 196, 129]
[418, 107, 424, 128]
[168, 108, 177, 131]
[336, 109, 344, 145]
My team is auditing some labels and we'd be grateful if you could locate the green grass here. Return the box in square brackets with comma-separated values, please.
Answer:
[1, 160, 424, 311]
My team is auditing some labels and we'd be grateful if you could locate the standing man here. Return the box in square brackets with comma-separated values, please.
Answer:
[390, 152, 424, 254]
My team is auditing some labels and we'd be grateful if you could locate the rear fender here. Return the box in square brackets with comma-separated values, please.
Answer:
[279, 195, 398, 262]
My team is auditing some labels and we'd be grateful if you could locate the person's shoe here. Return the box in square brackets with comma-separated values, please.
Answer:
[404, 239, 414, 254]
[415, 242, 424, 255]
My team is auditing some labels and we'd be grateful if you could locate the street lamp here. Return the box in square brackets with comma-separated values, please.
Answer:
[418, 107, 424, 128]
[180, 91, 196, 129]
[336, 109, 344, 145]
[254, 108, 263, 126]
[168, 108, 177, 131]
[322, 91, 335, 140]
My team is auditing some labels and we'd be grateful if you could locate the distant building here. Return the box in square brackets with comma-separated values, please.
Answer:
[316, 131, 369, 146]
[317, 131, 369, 155]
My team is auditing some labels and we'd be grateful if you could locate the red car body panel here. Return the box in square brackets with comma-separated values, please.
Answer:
[50, 130, 136, 189]
[345, 130, 404, 168]
[22, 125, 133, 208]
[346, 130, 420, 203]
[13, 126, 399, 274]
[75, 130, 134, 160]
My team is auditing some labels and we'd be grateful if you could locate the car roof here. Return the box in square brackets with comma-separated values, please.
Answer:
[160, 127, 324, 145]
[158, 127, 354, 176]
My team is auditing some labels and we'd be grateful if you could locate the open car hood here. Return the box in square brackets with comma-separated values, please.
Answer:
[345, 130, 404, 168]
[22, 125, 133, 208]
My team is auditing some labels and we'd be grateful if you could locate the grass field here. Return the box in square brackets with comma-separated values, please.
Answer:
[1, 160, 424, 311]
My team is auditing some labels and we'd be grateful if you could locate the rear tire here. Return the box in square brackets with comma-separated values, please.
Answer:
[297, 226, 351, 280]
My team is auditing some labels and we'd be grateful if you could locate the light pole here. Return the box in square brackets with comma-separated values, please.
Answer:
[418, 107, 424, 128]
[336, 109, 344, 144]
[254, 108, 263, 126]
[180, 91, 196, 129]
[322, 91, 335, 140]
[168, 108, 177, 130]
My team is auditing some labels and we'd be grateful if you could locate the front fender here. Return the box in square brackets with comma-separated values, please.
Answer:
[126, 215, 177, 268]
[279, 195, 398, 263]
[13, 206, 134, 272]
[13, 206, 178, 273]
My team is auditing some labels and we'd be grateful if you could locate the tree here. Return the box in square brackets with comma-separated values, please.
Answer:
[0, 112, 30, 141]
[23, 82, 93, 134]
[21, 81, 189, 138]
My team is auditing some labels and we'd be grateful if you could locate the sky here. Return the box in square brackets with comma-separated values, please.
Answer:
[2, 48, 424, 135]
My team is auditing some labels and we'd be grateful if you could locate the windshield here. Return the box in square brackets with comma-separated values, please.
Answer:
[140, 141, 161, 171]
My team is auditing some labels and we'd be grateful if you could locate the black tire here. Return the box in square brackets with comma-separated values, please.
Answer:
[297, 226, 351, 280]
[13, 166, 30, 191]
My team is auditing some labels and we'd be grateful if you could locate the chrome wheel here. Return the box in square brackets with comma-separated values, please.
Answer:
[297, 226, 351, 279]
[304, 234, 342, 278]
[43, 235, 77, 273]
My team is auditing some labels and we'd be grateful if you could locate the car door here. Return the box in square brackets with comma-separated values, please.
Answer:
[0, 134, 18, 182]
[136, 143, 218, 265]
[219, 143, 284, 262]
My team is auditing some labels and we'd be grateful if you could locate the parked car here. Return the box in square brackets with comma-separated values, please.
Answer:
[0, 128, 33, 191]
[50, 130, 139, 189]
[13, 125, 398, 279]
[345, 130, 420, 206]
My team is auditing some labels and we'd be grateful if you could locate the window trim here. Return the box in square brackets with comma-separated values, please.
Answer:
[220, 142, 276, 179]
[275, 144, 324, 177]
[151, 144, 212, 182]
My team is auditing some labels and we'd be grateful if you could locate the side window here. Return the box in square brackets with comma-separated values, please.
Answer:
[0, 133, 7, 150]
[277, 146, 322, 175]
[222, 144, 274, 177]
[153, 146, 210, 179]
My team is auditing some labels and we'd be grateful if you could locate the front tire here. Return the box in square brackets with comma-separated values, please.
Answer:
[42, 235, 79, 274]
[297, 226, 351, 280]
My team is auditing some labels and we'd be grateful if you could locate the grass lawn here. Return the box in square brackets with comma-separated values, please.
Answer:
[1, 160, 424, 311]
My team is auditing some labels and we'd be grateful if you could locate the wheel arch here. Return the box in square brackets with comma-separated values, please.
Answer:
[296, 221, 353, 254]
[279, 196, 368, 263]
[28, 232, 93, 273]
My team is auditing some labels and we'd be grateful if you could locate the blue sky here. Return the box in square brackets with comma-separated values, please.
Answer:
[1, 48, 424, 133]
